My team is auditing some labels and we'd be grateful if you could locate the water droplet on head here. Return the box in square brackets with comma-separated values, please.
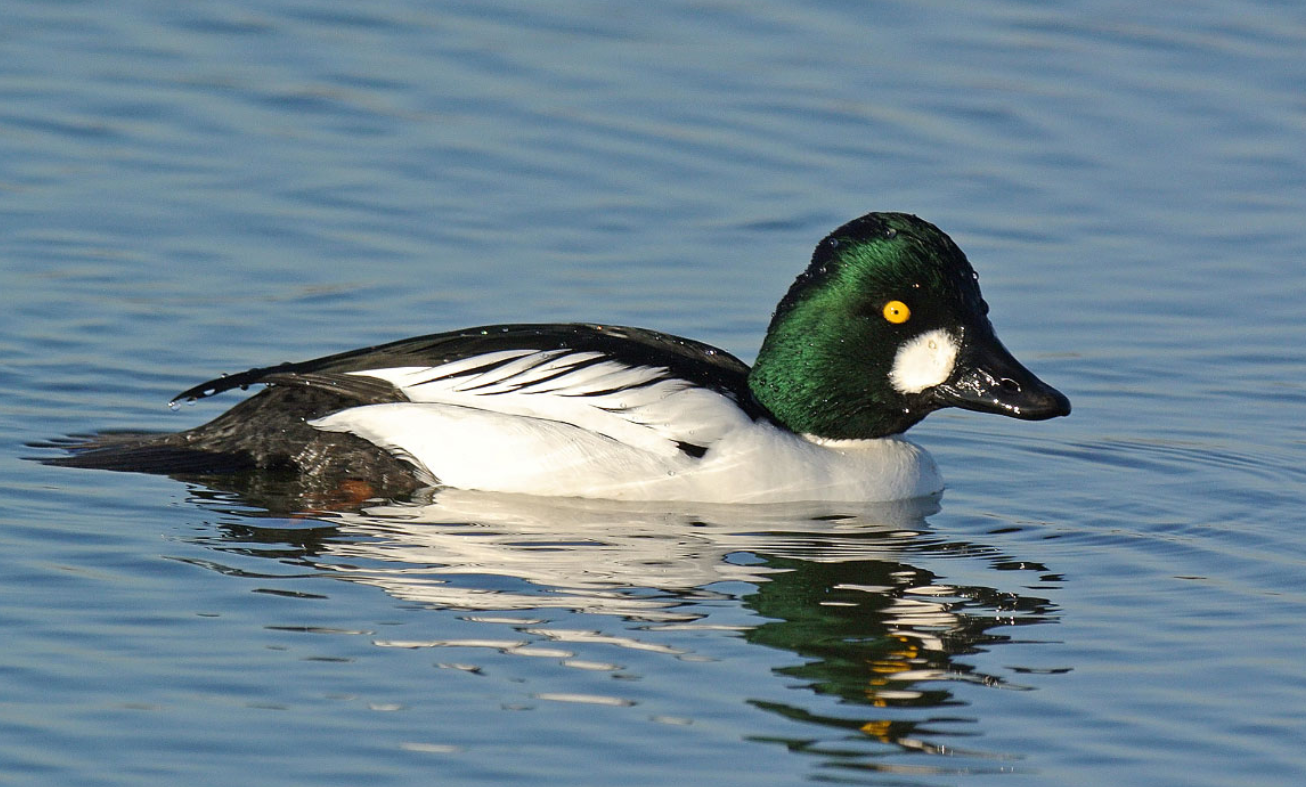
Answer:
[884, 228, 898, 239]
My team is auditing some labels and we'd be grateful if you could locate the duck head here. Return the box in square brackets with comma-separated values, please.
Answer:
[749, 212, 1071, 439]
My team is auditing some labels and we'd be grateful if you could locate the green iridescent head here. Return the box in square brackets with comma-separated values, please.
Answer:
[748, 212, 1069, 439]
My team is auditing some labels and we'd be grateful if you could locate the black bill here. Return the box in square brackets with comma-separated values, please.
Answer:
[933, 334, 1071, 420]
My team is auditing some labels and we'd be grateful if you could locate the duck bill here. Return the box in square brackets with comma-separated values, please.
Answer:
[933, 334, 1071, 421]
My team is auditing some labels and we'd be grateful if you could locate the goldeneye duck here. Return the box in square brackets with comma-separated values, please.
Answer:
[45, 212, 1069, 503]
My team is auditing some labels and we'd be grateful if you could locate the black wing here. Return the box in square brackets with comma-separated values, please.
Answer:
[172, 323, 763, 416]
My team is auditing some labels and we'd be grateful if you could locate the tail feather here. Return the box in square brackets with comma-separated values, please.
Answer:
[31, 433, 256, 475]
[31, 387, 427, 507]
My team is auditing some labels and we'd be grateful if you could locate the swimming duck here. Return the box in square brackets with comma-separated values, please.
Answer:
[48, 212, 1069, 503]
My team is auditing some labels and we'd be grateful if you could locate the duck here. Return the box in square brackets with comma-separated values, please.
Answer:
[45, 212, 1070, 503]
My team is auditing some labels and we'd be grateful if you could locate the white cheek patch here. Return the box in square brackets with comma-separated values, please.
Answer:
[889, 329, 959, 394]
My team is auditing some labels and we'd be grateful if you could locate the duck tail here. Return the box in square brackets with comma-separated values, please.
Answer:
[28, 433, 255, 475]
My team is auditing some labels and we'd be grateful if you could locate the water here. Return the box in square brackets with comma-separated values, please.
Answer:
[3, 1, 1305, 785]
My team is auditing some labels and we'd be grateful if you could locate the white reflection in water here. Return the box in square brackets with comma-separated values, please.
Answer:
[189, 483, 1059, 767]
[314, 489, 943, 618]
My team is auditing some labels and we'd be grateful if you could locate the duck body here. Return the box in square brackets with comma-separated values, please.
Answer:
[293, 325, 944, 502]
[45, 213, 1069, 503]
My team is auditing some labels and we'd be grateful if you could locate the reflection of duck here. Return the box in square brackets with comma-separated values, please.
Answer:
[45, 212, 1068, 502]
[743, 546, 1059, 762]
[187, 485, 1060, 765]
[311, 489, 944, 618]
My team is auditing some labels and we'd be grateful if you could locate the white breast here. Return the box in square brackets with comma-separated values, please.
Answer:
[311, 402, 943, 503]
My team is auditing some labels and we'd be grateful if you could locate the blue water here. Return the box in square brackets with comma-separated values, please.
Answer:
[4, 1, 1305, 785]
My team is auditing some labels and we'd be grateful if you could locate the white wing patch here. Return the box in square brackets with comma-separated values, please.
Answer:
[313, 349, 752, 459]
[889, 329, 959, 394]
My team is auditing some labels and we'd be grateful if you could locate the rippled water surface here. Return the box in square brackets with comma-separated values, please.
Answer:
[4, 2, 1305, 785]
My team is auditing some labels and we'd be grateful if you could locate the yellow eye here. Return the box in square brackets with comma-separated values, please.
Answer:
[882, 300, 911, 324]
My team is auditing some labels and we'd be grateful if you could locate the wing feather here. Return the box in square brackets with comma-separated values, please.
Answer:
[171, 324, 767, 462]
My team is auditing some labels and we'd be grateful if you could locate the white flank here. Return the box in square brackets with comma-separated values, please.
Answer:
[304, 347, 946, 502]
[889, 329, 959, 394]
[311, 403, 942, 502]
